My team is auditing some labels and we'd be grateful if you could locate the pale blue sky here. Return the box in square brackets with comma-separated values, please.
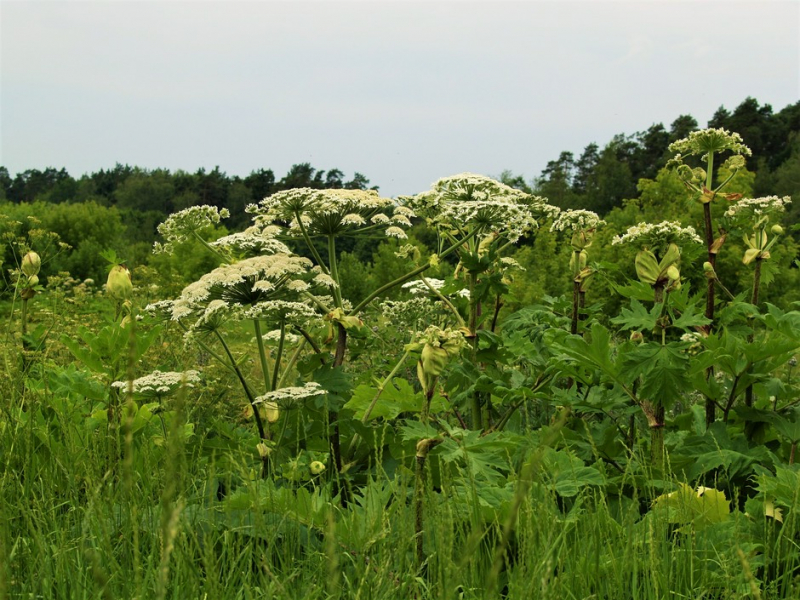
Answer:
[2, 0, 798, 197]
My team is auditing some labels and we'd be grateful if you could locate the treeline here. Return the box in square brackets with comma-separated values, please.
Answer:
[505, 97, 800, 220]
[1, 96, 798, 289]
[0, 163, 376, 234]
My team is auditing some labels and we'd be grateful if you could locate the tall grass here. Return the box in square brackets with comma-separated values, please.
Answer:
[2, 374, 797, 600]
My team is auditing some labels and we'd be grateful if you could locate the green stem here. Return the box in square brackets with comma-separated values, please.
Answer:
[214, 330, 266, 440]
[703, 153, 718, 427]
[271, 321, 286, 392]
[351, 228, 482, 315]
[276, 339, 307, 389]
[327, 235, 344, 308]
[253, 320, 272, 394]
[468, 273, 482, 431]
[745, 258, 763, 408]
[294, 210, 329, 275]
[361, 349, 412, 423]
[176, 322, 236, 374]
[192, 231, 228, 262]
[420, 275, 465, 328]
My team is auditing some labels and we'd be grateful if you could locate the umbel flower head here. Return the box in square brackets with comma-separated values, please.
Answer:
[153, 205, 230, 255]
[170, 254, 313, 322]
[248, 188, 410, 238]
[112, 370, 201, 398]
[668, 128, 752, 159]
[254, 381, 325, 410]
[550, 209, 606, 251]
[612, 221, 703, 252]
[724, 196, 791, 221]
[400, 173, 557, 243]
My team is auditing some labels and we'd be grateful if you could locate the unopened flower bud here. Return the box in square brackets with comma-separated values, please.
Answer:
[263, 401, 280, 423]
[257, 443, 271, 458]
[21, 252, 41, 277]
[310, 461, 326, 475]
[703, 262, 714, 273]
[630, 331, 644, 343]
[106, 265, 132, 300]
[27, 275, 39, 287]
[771, 224, 784, 235]
[666, 265, 680, 281]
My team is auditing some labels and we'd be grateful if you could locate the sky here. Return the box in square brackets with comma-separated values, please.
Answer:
[1, 0, 798, 198]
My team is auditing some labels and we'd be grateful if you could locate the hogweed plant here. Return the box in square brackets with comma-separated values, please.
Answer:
[724, 195, 792, 407]
[551, 209, 605, 335]
[669, 128, 752, 424]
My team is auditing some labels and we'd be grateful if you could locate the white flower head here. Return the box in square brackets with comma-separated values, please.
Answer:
[250, 188, 396, 237]
[154, 206, 229, 255]
[112, 370, 201, 398]
[724, 196, 791, 220]
[550, 210, 606, 233]
[668, 128, 752, 159]
[170, 254, 312, 321]
[254, 382, 325, 409]
[612, 221, 703, 249]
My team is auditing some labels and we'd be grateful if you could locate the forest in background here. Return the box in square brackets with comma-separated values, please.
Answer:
[2, 96, 799, 302]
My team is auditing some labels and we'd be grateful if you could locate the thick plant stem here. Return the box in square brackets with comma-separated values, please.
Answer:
[703, 153, 718, 426]
[271, 321, 286, 392]
[571, 279, 581, 335]
[468, 273, 482, 430]
[253, 320, 272, 394]
[214, 330, 266, 441]
[329, 323, 346, 477]
[327, 235, 344, 308]
[745, 258, 763, 408]
[415, 438, 441, 569]
[651, 406, 665, 472]
[276, 339, 307, 389]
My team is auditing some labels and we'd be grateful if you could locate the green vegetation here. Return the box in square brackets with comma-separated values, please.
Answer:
[2, 101, 800, 599]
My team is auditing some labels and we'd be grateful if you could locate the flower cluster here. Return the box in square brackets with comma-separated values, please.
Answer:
[612, 221, 703, 249]
[209, 225, 290, 256]
[153, 206, 230, 254]
[401, 173, 556, 243]
[550, 209, 606, 233]
[254, 382, 325, 408]
[401, 278, 470, 298]
[171, 254, 312, 321]
[112, 370, 201, 397]
[241, 299, 319, 327]
[668, 128, 752, 158]
[248, 188, 410, 239]
[724, 196, 791, 220]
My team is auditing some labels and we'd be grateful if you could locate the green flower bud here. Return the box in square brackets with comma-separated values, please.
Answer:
[666, 265, 680, 281]
[263, 401, 280, 424]
[703, 262, 714, 273]
[771, 224, 784, 235]
[21, 252, 41, 277]
[630, 331, 644, 343]
[310, 461, 326, 475]
[107, 265, 132, 300]
[27, 274, 39, 287]
[257, 443, 271, 459]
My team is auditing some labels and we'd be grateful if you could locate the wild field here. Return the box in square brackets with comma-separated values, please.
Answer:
[2, 129, 799, 599]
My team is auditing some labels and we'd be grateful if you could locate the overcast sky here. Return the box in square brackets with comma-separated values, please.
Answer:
[2, 0, 798, 197]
